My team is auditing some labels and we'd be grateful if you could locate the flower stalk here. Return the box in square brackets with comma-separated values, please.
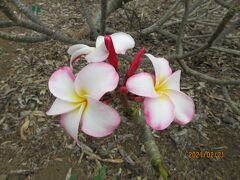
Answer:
[123, 105, 168, 179]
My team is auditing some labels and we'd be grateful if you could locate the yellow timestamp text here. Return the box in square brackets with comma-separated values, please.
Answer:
[188, 151, 224, 159]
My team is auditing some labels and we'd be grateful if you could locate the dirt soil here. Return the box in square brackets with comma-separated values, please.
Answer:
[0, 0, 240, 180]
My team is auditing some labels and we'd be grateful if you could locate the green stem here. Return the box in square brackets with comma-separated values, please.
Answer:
[132, 109, 168, 179]
[119, 97, 168, 179]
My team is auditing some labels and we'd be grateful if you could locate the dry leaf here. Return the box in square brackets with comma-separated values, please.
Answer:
[20, 118, 30, 141]
[32, 110, 45, 117]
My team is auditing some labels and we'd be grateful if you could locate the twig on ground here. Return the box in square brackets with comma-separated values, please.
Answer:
[9, 169, 37, 175]
[77, 142, 123, 164]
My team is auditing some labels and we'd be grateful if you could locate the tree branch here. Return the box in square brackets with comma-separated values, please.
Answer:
[95, 0, 133, 27]
[0, 0, 19, 22]
[222, 87, 240, 115]
[0, 1, 94, 45]
[124, 107, 168, 179]
[0, 20, 15, 28]
[168, 5, 237, 60]
[138, 1, 181, 35]
[169, 0, 239, 85]
[10, 0, 44, 25]
[214, 0, 231, 9]
[100, 0, 107, 35]
[0, 31, 49, 43]
[79, 0, 98, 38]
[176, 0, 189, 54]
[17, 20, 94, 45]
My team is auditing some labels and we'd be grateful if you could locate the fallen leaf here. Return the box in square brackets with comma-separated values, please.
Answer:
[20, 118, 30, 141]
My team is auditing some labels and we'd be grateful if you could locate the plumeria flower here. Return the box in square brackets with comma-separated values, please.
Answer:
[126, 54, 195, 130]
[46, 63, 120, 142]
[67, 32, 135, 65]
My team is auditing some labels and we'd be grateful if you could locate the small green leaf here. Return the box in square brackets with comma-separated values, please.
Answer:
[92, 166, 106, 180]
[31, 5, 41, 13]
[70, 173, 79, 180]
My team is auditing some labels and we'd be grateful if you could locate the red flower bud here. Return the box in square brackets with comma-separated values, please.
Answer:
[119, 86, 128, 94]
[104, 35, 118, 70]
[124, 48, 145, 84]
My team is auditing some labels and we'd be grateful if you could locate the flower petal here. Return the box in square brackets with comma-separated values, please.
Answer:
[49, 66, 79, 102]
[145, 53, 172, 85]
[46, 98, 80, 115]
[111, 32, 135, 54]
[160, 70, 181, 91]
[96, 35, 104, 47]
[165, 90, 195, 125]
[60, 104, 85, 142]
[144, 95, 175, 130]
[85, 43, 109, 63]
[67, 44, 89, 55]
[126, 72, 159, 98]
[74, 62, 119, 100]
[81, 98, 120, 137]
[70, 47, 94, 64]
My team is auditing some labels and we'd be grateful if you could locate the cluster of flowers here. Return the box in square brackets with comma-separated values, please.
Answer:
[47, 32, 195, 142]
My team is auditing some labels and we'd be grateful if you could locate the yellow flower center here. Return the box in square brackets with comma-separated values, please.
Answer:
[154, 81, 168, 94]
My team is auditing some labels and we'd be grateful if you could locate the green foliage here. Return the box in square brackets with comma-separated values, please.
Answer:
[70, 173, 79, 180]
[31, 5, 41, 13]
[93, 166, 106, 180]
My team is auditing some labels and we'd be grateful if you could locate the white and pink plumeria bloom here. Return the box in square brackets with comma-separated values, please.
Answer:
[126, 54, 195, 130]
[46, 62, 120, 141]
[67, 32, 135, 64]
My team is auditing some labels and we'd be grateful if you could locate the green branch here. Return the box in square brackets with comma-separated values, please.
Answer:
[122, 102, 168, 179]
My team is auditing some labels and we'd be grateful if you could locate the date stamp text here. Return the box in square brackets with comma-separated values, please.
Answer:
[188, 151, 224, 159]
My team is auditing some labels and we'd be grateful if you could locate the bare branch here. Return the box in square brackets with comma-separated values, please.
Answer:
[222, 87, 240, 115]
[128, 0, 207, 36]
[214, 0, 231, 8]
[139, 1, 181, 35]
[157, 28, 240, 56]
[0, 20, 15, 28]
[10, 0, 43, 25]
[177, 59, 240, 85]
[0, 0, 94, 45]
[176, 0, 189, 54]
[215, 18, 240, 41]
[168, 6, 237, 60]
[0, 0, 19, 22]
[0, 31, 49, 43]
[100, 0, 107, 35]
[95, 0, 133, 27]
[79, 0, 98, 38]
[117, 1, 240, 86]
[16, 20, 94, 45]
[210, 46, 240, 56]
[172, 0, 240, 86]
